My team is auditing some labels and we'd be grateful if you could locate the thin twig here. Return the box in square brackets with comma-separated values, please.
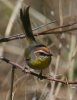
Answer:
[0, 20, 76, 43]
[42, 21, 77, 33]
[37, 27, 77, 35]
[9, 66, 15, 100]
[0, 25, 77, 43]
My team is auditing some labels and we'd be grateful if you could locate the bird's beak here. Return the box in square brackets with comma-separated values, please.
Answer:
[46, 53, 53, 56]
[48, 53, 53, 56]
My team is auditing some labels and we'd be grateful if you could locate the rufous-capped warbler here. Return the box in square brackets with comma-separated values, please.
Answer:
[20, 6, 52, 73]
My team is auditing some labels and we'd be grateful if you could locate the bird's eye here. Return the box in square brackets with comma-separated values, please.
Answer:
[39, 52, 46, 56]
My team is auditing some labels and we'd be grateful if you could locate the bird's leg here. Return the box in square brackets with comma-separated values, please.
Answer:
[39, 70, 42, 76]
[38, 70, 43, 79]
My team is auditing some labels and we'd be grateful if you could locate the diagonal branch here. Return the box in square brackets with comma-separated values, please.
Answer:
[0, 57, 77, 85]
[0, 23, 77, 43]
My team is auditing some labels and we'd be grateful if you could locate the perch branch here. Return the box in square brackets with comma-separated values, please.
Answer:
[0, 57, 77, 85]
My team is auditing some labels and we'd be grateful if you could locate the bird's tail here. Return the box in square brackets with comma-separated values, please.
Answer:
[20, 6, 36, 42]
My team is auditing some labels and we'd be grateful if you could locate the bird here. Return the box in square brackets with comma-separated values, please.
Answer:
[20, 6, 52, 75]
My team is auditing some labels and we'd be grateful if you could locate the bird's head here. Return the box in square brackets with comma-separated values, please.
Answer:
[34, 46, 53, 59]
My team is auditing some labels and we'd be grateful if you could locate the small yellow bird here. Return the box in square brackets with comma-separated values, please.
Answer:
[20, 6, 52, 74]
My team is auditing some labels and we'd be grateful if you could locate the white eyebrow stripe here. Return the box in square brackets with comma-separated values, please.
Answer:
[34, 50, 47, 54]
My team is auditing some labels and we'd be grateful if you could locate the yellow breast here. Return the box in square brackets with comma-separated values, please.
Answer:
[30, 57, 51, 70]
